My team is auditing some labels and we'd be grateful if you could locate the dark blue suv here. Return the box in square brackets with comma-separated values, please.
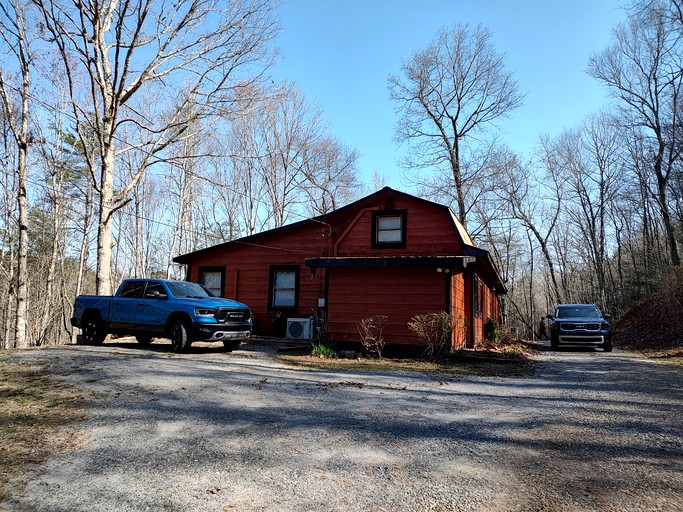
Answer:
[547, 304, 612, 352]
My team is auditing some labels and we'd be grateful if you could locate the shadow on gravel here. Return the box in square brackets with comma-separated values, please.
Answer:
[10, 344, 683, 511]
[538, 345, 602, 353]
[486, 347, 683, 510]
[101, 339, 234, 355]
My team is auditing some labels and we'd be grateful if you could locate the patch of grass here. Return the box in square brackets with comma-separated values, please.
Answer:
[310, 343, 338, 358]
[275, 351, 535, 378]
[0, 359, 90, 502]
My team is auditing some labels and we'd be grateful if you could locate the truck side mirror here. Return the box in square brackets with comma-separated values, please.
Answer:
[546, 314, 553, 320]
[146, 290, 167, 299]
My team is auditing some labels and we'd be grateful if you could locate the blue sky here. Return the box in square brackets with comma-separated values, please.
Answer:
[272, 1, 627, 188]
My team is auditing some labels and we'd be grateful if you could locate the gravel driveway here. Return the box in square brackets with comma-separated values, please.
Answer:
[3, 342, 682, 512]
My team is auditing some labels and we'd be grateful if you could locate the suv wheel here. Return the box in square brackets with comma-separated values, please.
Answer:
[550, 334, 559, 350]
[603, 342, 613, 352]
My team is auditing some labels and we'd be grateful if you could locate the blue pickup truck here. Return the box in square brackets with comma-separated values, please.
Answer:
[71, 279, 253, 352]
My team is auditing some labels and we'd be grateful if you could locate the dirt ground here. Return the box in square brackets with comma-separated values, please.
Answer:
[2, 341, 682, 511]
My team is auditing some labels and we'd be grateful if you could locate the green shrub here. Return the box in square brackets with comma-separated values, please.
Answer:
[483, 318, 500, 342]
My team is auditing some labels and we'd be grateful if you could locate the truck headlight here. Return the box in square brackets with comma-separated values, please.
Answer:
[195, 308, 217, 317]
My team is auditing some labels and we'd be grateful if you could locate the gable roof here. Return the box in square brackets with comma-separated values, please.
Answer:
[175, 188, 457, 261]
[173, 187, 506, 293]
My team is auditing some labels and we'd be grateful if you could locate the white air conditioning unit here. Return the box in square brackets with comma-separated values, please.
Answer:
[286, 317, 313, 340]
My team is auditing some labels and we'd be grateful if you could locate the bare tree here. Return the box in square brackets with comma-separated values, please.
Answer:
[589, 2, 683, 265]
[388, 23, 523, 228]
[259, 82, 323, 228]
[222, 120, 268, 236]
[553, 115, 622, 309]
[301, 136, 360, 216]
[494, 147, 564, 305]
[33, 102, 70, 344]
[218, 81, 356, 229]
[0, 0, 35, 347]
[34, 0, 278, 295]
[0, 106, 18, 348]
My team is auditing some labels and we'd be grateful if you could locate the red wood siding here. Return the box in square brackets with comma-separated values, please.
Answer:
[450, 271, 467, 349]
[335, 197, 463, 257]
[184, 223, 329, 335]
[471, 272, 499, 345]
[326, 266, 447, 345]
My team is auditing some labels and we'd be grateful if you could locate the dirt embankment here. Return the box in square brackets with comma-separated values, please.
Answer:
[614, 287, 683, 355]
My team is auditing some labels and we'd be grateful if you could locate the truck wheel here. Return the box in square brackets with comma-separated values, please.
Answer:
[170, 319, 190, 353]
[136, 334, 153, 346]
[603, 341, 613, 352]
[82, 315, 106, 345]
[223, 340, 241, 352]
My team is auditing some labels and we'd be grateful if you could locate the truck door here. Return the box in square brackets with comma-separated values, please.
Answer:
[109, 280, 145, 329]
[137, 281, 169, 334]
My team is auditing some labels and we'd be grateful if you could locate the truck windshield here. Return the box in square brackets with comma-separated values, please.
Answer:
[166, 281, 215, 298]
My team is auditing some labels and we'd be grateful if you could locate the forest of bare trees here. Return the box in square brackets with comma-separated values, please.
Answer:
[1, 0, 681, 348]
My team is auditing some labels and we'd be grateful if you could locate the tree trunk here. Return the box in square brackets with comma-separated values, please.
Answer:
[96, 148, 115, 296]
[14, 145, 28, 348]
[72, 181, 93, 344]
[658, 178, 681, 266]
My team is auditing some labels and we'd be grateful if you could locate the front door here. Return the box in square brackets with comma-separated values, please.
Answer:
[136, 281, 169, 333]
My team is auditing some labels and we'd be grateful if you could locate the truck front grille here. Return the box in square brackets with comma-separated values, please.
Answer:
[214, 308, 250, 324]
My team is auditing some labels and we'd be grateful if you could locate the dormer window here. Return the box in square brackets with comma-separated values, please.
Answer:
[372, 210, 407, 248]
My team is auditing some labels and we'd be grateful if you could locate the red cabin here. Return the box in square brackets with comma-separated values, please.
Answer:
[173, 188, 506, 352]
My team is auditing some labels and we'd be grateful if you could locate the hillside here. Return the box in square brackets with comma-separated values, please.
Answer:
[614, 285, 683, 355]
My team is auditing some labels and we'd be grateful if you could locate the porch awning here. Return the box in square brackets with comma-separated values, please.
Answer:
[305, 255, 507, 294]
[305, 255, 476, 268]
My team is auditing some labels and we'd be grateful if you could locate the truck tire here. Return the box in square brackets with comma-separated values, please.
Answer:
[603, 341, 613, 352]
[82, 315, 106, 345]
[550, 334, 559, 351]
[223, 340, 242, 352]
[136, 334, 153, 346]
[170, 319, 190, 353]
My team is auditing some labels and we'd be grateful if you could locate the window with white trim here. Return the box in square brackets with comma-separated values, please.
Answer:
[202, 272, 222, 296]
[377, 215, 402, 242]
[372, 210, 407, 248]
[270, 266, 299, 309]
[198, 267, 225, 297]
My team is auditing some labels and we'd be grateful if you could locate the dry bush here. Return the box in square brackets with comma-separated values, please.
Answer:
[408, 311, 452, 357]
[478, 324, 530, 355]
[357, 315, 388, 359]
